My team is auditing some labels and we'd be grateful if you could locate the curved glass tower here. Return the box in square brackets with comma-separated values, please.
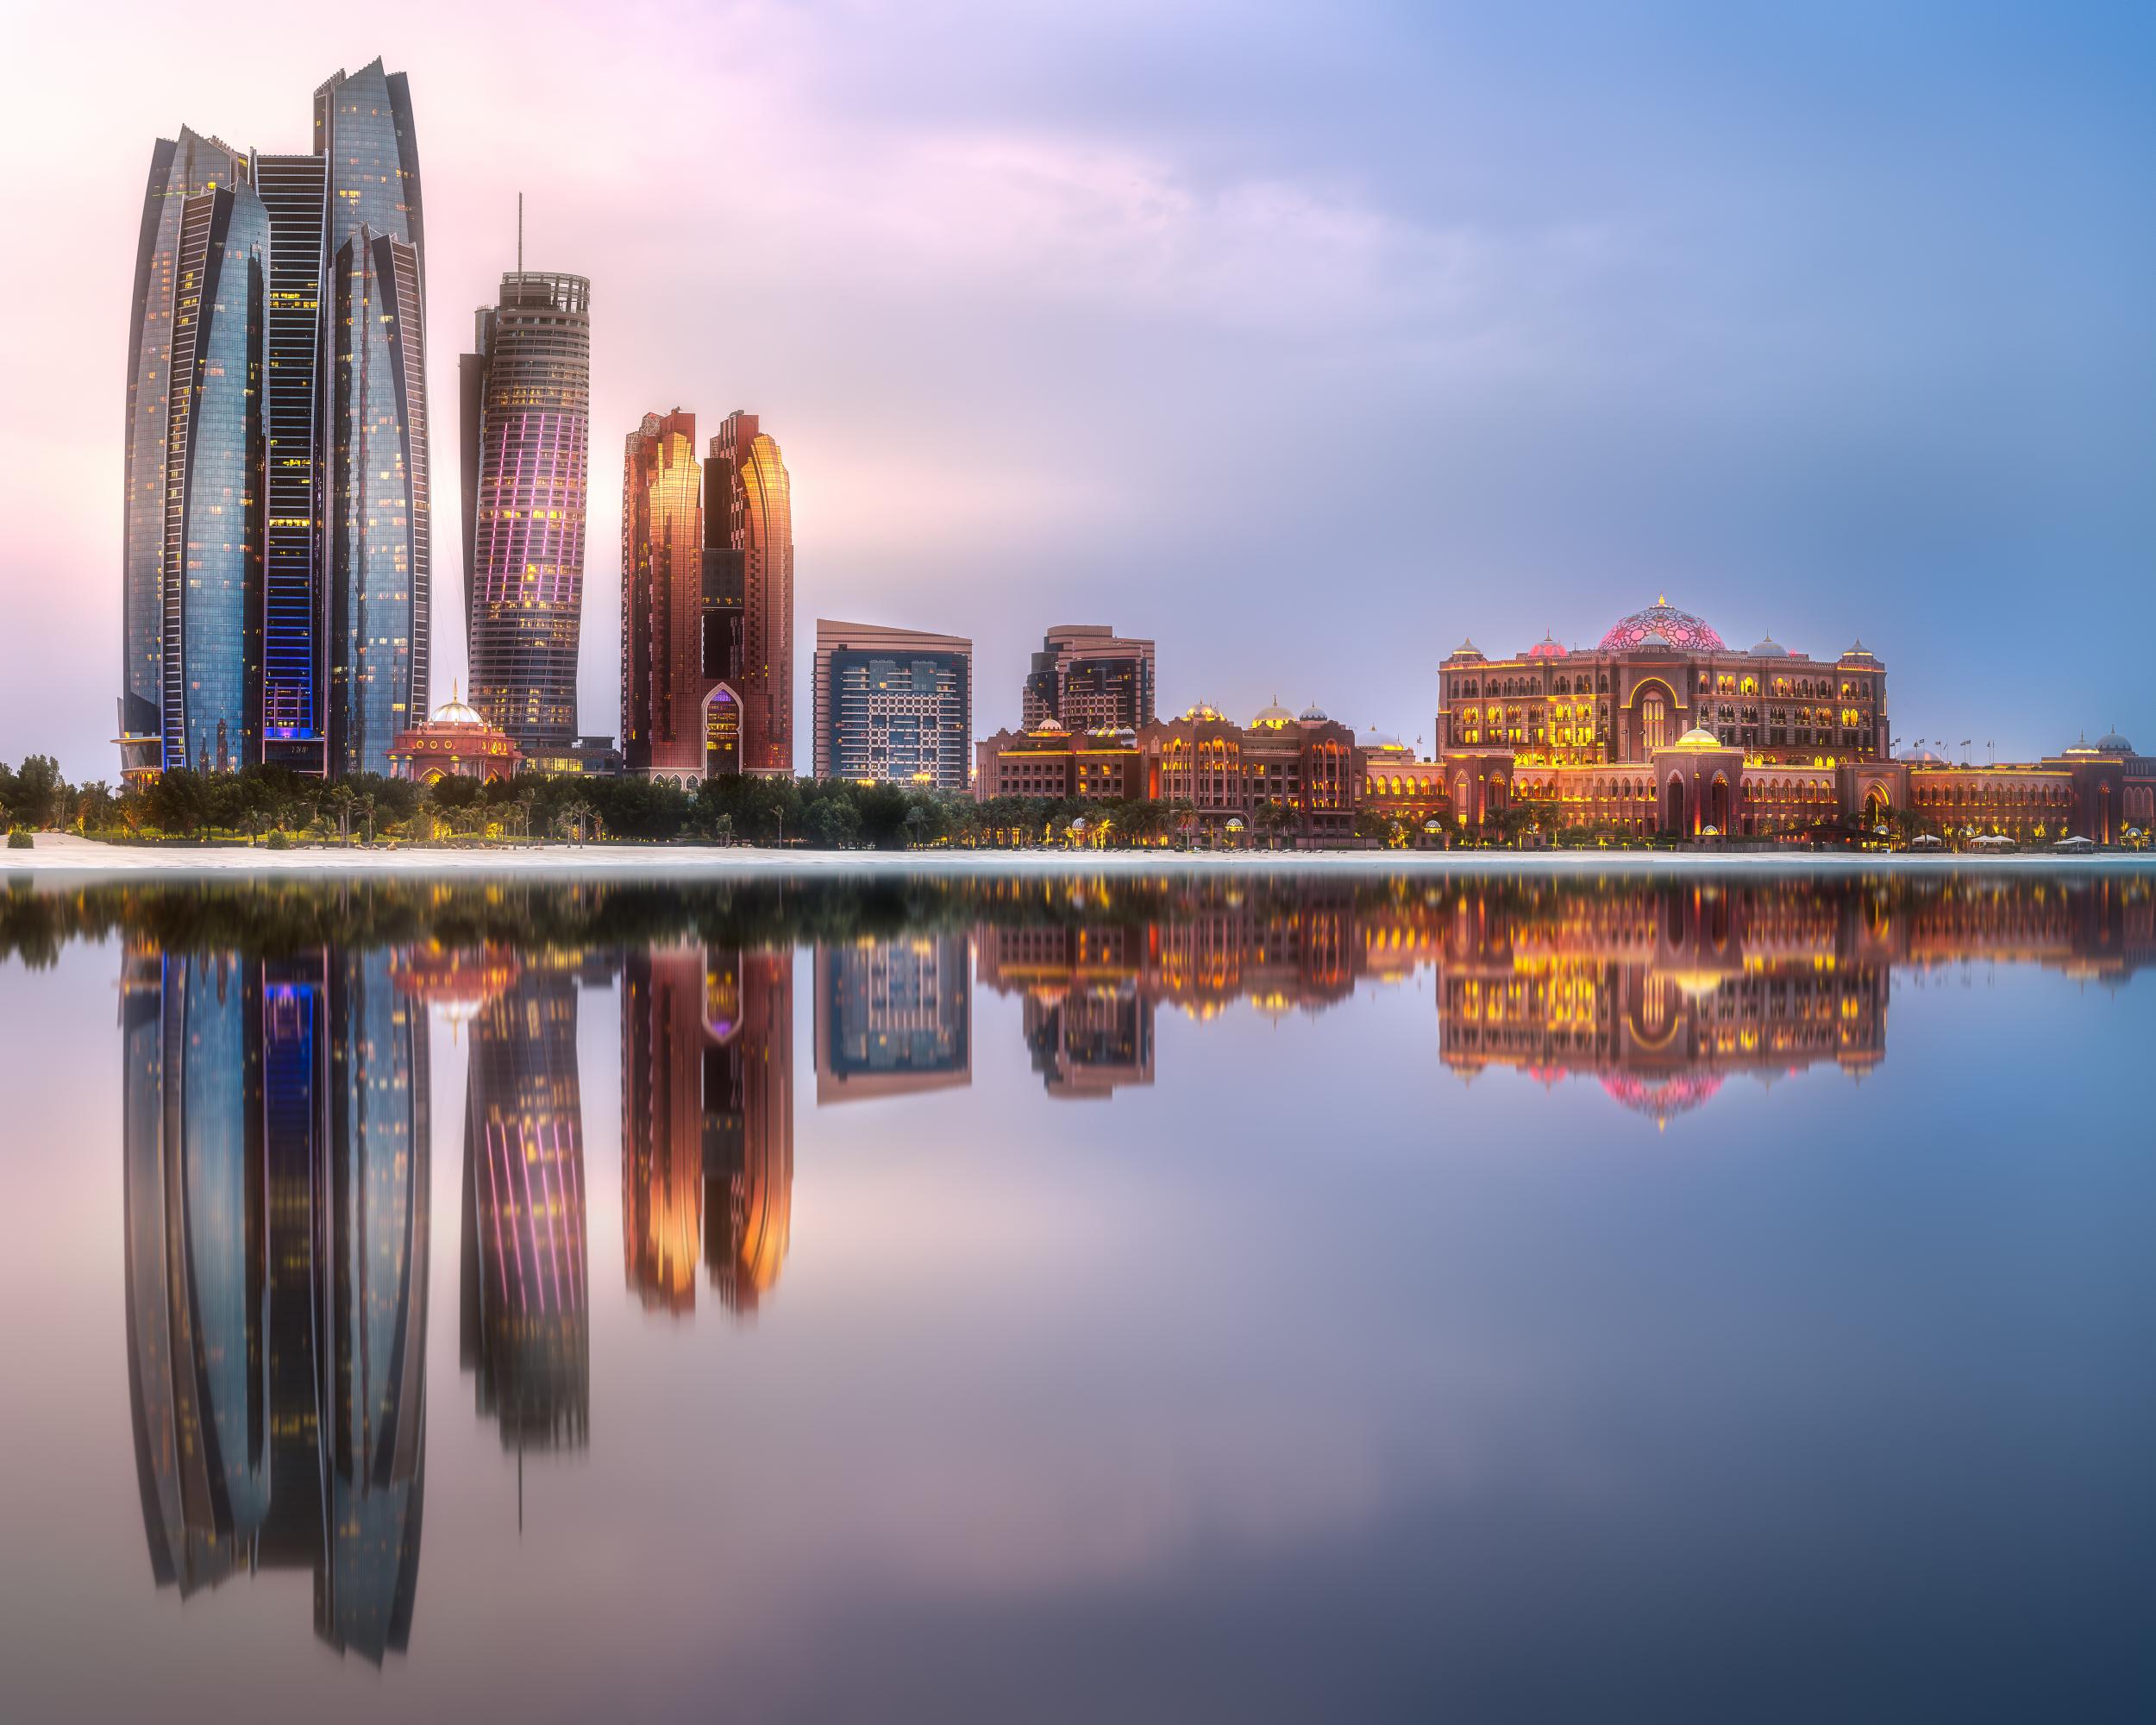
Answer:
[707, 412, 794, 775]
[120, 60, 428, 782]
[620, 411, 705, 780]
[461, 273, 591, 754]
[120, 135, 266, 777]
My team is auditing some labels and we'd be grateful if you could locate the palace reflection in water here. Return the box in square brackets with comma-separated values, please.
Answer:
[72, 868, 2150, 1674]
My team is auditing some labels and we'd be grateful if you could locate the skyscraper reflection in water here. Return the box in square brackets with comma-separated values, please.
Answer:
[623, 946, 793, 1315]
[813, 932, 972, 1103]
[122, 944, 429, 1662]
[454, 954, 592, 1450]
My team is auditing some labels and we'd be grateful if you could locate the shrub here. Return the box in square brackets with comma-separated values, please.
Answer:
[266, 831, 291, 851]
[7, 829, 33, 850]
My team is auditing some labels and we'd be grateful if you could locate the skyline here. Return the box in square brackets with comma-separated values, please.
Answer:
[5, 1, 2153, 784]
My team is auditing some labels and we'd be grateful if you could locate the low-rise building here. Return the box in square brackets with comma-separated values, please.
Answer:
[973, 721, 1142, 801]
[387, 690, 523, 784]
[1442, 601, 2152, 842]
[1133, 701, 1360, 844]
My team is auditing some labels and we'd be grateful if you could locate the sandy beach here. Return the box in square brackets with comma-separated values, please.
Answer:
[7, 832, 2152, 879]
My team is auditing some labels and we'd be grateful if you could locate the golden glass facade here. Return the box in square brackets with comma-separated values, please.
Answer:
[620, 411, 706, 780]
[709, 412, 795, 775]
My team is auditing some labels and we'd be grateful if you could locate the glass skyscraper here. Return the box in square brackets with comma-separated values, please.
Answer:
[121, 60, 429, 782]
[254, 152, 329, 767]
[120, 133, 266, 778]
[620, 411, 707, 781]
[706, 412, 794, 775]
[461, 272, 591, 756]
[812, 618, 974, 788]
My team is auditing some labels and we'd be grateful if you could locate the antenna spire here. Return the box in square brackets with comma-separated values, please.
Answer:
[517, 192, 523, 275]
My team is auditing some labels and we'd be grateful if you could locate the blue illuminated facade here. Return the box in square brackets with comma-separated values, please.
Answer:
[121, 60, 429, 783]
[122, 129, 248, 773]
[254, 153, 329, 768]
[320, 63, 430, 773]
[123, 943, 429, 1659]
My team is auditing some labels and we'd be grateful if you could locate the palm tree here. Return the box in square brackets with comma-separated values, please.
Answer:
[1253, 800, 1297, 851]
[555, 798, 599, 844]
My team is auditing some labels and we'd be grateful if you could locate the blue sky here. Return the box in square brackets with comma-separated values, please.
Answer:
[1, 0, 2149, 778]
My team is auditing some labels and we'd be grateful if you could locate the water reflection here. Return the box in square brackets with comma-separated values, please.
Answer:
[814, 932, 970, 1102]
[122, 944, 427, 1662]
[48, 869, 2156, 1681]
[446, 950, 595, 1449]
[623, 946, 793, 1314]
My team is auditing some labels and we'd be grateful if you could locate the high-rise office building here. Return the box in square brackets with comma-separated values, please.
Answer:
[620, 411, 708, 783]
[119, 135, 266, 781]
[812, 619, 973, 788]
[461, 271, 591, 756]
[254, 151, 329, 769]
[120, 60, 429, 783]
[1021, 624, 1156, 732]
[705, 412, 794, 775]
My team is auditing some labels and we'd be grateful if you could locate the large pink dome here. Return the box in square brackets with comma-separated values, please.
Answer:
[1600, 598, 1725, 653]
[1601, 1072, 1724, 1123]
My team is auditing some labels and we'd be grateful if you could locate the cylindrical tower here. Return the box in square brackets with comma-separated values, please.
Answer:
[461, 272, 592, 755]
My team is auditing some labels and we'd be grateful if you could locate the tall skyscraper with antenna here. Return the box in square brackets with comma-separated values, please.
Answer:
[460, 197, 591, 756]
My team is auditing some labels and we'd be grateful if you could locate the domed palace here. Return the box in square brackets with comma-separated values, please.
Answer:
[387, 687, 524, 784]
[1432, 599, 2150, 841]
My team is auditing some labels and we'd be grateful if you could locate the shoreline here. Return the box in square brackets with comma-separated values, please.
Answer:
[8, 834, 2153, 879]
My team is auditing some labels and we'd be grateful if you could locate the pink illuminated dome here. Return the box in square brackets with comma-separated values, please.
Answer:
[1599, 596, 1726, 653]
[1525, 631, 1569, 659]
[1600, 1072, 1725, 1125]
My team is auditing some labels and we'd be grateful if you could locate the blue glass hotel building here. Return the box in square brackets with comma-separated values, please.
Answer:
[120, 60, 429, 781]
[811, 618, 973, 790]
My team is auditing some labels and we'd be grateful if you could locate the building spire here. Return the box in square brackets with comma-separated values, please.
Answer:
[517, 192, 523, 275]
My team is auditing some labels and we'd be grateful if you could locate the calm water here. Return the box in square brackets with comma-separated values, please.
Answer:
[1, 869, 2153, 1722]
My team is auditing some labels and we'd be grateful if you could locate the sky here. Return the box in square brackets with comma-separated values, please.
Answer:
[1, 0, 2150, 783]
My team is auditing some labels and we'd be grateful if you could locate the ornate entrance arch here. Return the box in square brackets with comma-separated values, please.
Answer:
[704, 684, 742, 777]
[1623, 677, 1681, 759]
[1664, 775, 1688, 837]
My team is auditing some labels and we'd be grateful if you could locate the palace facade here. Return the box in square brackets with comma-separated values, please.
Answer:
[1433, 599, 2151, 843]
[975, 701, 1362, 844]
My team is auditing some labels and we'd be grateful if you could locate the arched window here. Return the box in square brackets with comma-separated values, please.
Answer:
[1642, 693, 1669, 752]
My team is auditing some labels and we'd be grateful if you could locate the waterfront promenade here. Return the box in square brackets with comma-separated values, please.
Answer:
[8, 833, 2152, 879]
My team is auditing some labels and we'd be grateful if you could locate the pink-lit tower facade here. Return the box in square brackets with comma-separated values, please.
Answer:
[460, 271, 591, 758]
[620, 411, 706, 781]
[706, 411, 794, 776]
